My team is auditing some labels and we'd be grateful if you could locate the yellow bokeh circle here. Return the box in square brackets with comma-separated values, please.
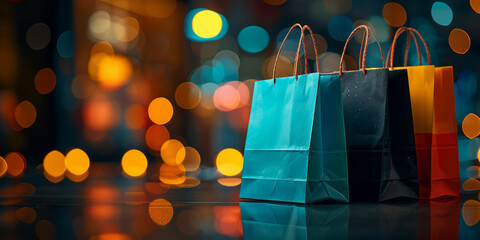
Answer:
[65, 148, 90, 176]
[122, 149, 148, 177]
[216, 148, 243, 176]
[382, 2, 407, 27]
[449, 28, 471, 54]
[148, 97, 174, 125]
[149, 198, 174, 226]
[43, 150, 66, 178]
[192, 10, 223, 38]
[462, 113, 480, 139]
[161, 139, 186, 166]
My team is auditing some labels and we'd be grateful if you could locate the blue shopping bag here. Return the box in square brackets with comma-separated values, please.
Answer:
[239, 24, 349, 203]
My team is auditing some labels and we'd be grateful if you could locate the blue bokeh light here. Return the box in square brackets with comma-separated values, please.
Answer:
[327, 15, 354, 41]
[238, 26, 270, 53]
[431, 2, 453, 26]
[57, 30, 74, 58]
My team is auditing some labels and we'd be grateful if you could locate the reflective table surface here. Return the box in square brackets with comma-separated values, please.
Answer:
[1, 163, 480, 240]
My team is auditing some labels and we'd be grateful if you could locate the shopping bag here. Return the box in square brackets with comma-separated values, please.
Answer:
[417, 199, 460, 240]
[388, 27, 460, 199]
[240, 24, 349, 203]
[339, 25, 418, 201]
[240, 201, 349, 240]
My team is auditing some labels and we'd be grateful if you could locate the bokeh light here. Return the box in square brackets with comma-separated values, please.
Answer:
[431, 2, 453, 26]
[214, 206, 243, 237]
[323, 0, 352, 14]
[122, 149, 148, 177]
[149, 199, 174, 226]
[328, 15, 354, 41]
[14, 182, 36, 196]
[91, 41, 114, 56]
[16, 207, 37, 224]
[124, 104, 147, 130]
[183, 147, 201, 172]
[463, 178, 480, 190]
[305, 34, 328, 60]
[148, 97, 174, 125]
[0, 156, 7, 177]
[238, 26, 270, 53]
[161, 139, 186, 166]
[175, 82, 201, 109]
[462, 113, 480, 139]
[216, 148, 243, 176]
[5, 152, 26, 177]
[145, 124, 170, 151]
[43, 170, 65, 183]
[65, 148, 90, 176]
[462, 200, 480, 227]
[185, 9, 228, 42]
[26, 23, 51, 50]
[262, 55, 293, 79]
[367, 16, 391, 43]
[213, 84, 240, 112]
[192, 10, 223, 38]
[35, 220, 57, 240]
[449, 28, 471, 54]
[114, 17, 139, 42]
[89, 11, 111, 36]
[15, 100, 36, 128]
[83, 97, 118, 131]
[97, 55, 133, 91]
[159, 163, 186, 185]
[382, 2, 407, 27]
[34, 68, 56, 94]
[66, 169, 89, 182]
[471, 0, 480, 14]
[43, 150, 66, 178]
[57, 30, 74, 58]
[217, 177, 242, 187]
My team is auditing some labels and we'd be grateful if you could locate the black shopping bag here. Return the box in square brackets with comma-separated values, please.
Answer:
[339, 25, 419, 201]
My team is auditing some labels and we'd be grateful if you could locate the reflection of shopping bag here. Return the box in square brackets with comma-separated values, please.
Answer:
[240, 201, 349, 240]
[240, 24, 349, 203]
[388, 27, 460, 200]
[339, 25, 418, 201]
[417, 199, 460, 239]
[349, 202, 419, 239]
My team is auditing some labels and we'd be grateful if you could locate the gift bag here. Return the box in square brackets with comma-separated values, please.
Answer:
[388, 27, 460, 199]
[240, 201, 349, 240]
[240, 24, 349, 203]
[339, 25, 418, 201]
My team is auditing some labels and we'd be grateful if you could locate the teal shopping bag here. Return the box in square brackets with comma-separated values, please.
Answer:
[239, 24, 349, 203]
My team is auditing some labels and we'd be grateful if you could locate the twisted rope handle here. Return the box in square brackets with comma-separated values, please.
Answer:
[300, 25, 320, 73]
[339, 25, 385, 76]
[272, 23, 305, 84]
[388, 27, 431, 68]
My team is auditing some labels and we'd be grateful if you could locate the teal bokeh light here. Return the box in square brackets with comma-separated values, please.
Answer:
[328, 15, 354, 41]
[238, 26, 270, 53]
[431, 2, 453, 26]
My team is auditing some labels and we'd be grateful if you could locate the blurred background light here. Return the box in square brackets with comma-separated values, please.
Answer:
[323, 0, 352, 14]
[161, 139, 186, 166]
[431, 2, 453, 26]
[382, 2, 407, 27]
[215, 148, 243, 177]
[43, 150, 66, 178]
[182, 147, 201, 172]
[185, 9, 228, 42]
[149, 198, 173, 226]
[65, 148, 90, 176]
[175, 82, 201, 109]
[26, 23, 51, 50]
[472, 0, 480, 14]
[57, 30, 74, 58]
[124, 104, 147, 130]
[5, 152, 26, 177]
[16, 207, 37, 224]
[97, 55, 133, 91]
[463, 113, 480, 139]
[238, 26, 270, 53]
[327, 15, 354, 41]
[0, 156, 7, 177]
[159, 163, 186, 185]
[14, 100, 36, 128]
[148, 97, 174, 125]
[145, 0, 177, 19]
[145, 124, 170, 151]
[449, 28, 471, 54]
[34, 68, 56, 95]
[121, 149, 148, 177]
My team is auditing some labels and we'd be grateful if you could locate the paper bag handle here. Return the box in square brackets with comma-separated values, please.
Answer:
[388, 27, 431, 68]
[299, 25, 320, 74]
[339, 25, 385, 76]
[273, 23, 305, 84]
